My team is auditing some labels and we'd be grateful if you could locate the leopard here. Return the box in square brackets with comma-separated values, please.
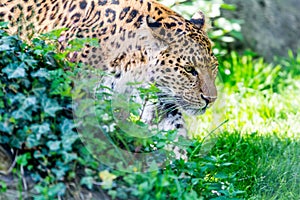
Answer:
[0, 0, 219, 160]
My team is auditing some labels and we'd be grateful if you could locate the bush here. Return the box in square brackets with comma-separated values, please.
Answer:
[0, 22, 83, 199]
[0, 22, 244, 199]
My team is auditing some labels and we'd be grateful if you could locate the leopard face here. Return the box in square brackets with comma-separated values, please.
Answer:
[144, 12, 218, 116]
[0, 0, 218, 117]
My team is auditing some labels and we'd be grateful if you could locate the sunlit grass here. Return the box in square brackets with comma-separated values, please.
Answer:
[186, 52, 300, 199]
[187, 82, 300, 139]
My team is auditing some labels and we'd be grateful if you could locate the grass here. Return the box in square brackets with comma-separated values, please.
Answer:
[187, 51, 300, 199]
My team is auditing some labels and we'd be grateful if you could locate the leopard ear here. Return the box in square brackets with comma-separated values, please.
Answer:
[139, 16, 169, 53]
[146, 16, 163, 29]
[190, 11, 206, 29]
[145, 16, 169, 47]
[145, 16, 171, 43]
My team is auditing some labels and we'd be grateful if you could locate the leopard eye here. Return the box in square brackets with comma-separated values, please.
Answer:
[184, 66, 198, 76]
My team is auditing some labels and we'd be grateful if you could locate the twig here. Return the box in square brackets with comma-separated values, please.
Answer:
[139, 96, 149, 121]
[6, 149, 18, 174]
[20, 165, 28, 191]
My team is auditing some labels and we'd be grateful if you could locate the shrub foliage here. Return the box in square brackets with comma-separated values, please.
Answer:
[0, 22, 83, 198]
[0, 22, 244, 199]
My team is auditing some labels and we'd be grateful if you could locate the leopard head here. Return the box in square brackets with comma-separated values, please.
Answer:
[146, 11, 218, 115]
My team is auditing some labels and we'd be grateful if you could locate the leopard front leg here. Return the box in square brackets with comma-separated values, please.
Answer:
[158, 111, 189, 161]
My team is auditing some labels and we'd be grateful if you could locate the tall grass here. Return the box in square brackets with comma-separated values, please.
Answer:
[188, 51, 300, 199]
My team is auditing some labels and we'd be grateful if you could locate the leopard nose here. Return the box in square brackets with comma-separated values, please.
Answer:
[201, 94, 217, 105]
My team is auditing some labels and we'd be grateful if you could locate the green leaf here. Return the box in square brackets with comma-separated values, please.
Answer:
[31, 68, 50, 79]
[32, 87, 46, 97]
[108, 190, 117, 199]
[18, 52, 38, 67]
[41, 28, 68, 40]
[0, 180, 7, 192]
[214, 172, 229, 179]
[11, 93, 26, 104]
[62, 132, 78, 151]
[51, 165, 68, 180]
[191, 178, 200, 185]
[220, 162, 234, 167]
[60, 119, 75, 134]
[138, 181, 149, 191]
[67, 38, 99, 52]
[26, 134, 41, 148]
[12, 109, 32, 121]
[47, 140, 61, 151]
[0, 42, 10, 51]
[30, 123, 51, 139]
[16, 153, 31, 166]
[220, 3, 237, 11]
[0, 22, 8, 29]
[99, 170, 117, 190]
[0, 122, 13, 134]
[62, 152, 78, 163]
[59, 119, 78, 150]
[41, 97, 62, 117]
[22, 96, 37, 110]
[48, 182, 66, 197]
[183, 189, 199, 200]
[34, 184, 46, 194]
[80, 176, 94, 190]
[2, 63, 26, 79]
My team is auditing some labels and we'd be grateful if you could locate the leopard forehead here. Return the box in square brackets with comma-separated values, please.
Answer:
[160, 31, 216, 66]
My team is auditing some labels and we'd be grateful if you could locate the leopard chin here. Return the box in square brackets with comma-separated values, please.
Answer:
[178, 104, 207, 116]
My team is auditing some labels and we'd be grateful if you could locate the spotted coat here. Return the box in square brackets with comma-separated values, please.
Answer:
[0, 0, 219, 159]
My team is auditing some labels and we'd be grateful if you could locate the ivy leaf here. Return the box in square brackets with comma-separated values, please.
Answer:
[47, 140, 61, 151]
[41, 97, 62, 117]
[22, 96, 37, 110]
[60, 119, 78, 151]
[2, 63, 26, 79]
[62, 152, 78, 163]
[26, 135, 40, 148]
[0, 21, 8, 29]
[17, 52, 38, 67]
[30, 123, 50, 140]
[31, 68, 50, 79]
[62, 132, 78, 151]
[32, 87, 46, 97]
[80, 176, 94, 190]
[11, 93, 26, 105]
[47, 182, 66, 197]
[0, 36, 18, 53]
[99, 170, 117, 189]
[0, 121, 13, 134]
[12, 109, 32, 121]
[41, 28, 68, 40]
[26, 123, 51, 148]
[16, 153, 31, 166]
[0, 42, 10, 51]
[60, 119, 76, 134]
[51, 163, 69, 180]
